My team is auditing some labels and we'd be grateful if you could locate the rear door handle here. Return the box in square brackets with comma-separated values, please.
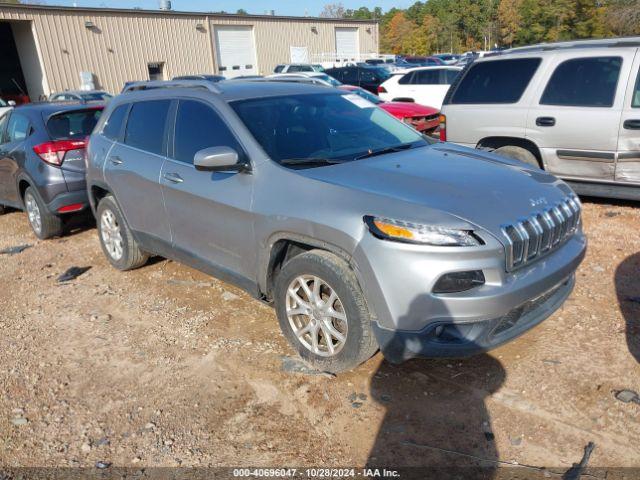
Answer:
[163, 172, 184, 184]
[623, 119, 640, 130]
[536, 116, 556, 127]
[109, 156, 123, 165]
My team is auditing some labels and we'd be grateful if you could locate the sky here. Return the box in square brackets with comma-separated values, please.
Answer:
[46, 0, 414, 17]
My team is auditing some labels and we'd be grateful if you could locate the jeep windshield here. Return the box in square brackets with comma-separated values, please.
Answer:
[231, 92, 429, 167]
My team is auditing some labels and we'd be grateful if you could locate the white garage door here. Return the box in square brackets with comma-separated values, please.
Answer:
[335, 27, 359, 61]
[214, 26, 257, 78]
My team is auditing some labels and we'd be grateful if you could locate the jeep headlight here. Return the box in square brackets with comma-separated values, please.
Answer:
[364, 216, 482, 247]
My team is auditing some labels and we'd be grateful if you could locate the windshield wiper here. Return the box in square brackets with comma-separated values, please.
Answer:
[355, 142, 415, 160]
[279, 157, 343, 166]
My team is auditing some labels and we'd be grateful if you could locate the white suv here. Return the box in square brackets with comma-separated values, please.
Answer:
[441, 37, 640, 201]
[378, 66, 462, 109]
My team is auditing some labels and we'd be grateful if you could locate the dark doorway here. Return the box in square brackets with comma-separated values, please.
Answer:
[0, 21, 29, 104]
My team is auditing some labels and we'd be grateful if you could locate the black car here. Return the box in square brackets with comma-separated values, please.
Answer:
[0, 102, 103, 238]
[324, 66, 391, 94]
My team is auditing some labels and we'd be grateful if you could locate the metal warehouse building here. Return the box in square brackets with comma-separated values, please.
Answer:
[0, 3, 379, 101]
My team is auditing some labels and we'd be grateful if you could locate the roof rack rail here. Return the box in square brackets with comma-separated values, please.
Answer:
[494, 36, 640, 56]
[122, 79, 221, 94]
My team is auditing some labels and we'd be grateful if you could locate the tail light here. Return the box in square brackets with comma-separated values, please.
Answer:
[378, 85, 387, 94]
[438, 114, 446, 142]
[33, 139, 87, 166]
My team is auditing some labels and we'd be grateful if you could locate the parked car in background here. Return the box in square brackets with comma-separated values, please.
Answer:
[433, 53, 461, 65]
[173, 74, 225, 82]
[273, 64, 325, 73]
[49, 90, 112, 103]
[403, 56, 444, 66]
[87, 80, 585, 372]
[267, 72, 342, 87]
[0, 102, 103, 238]
[440, 37, 640, 201]
[324, 65, 391, 94]
[228, 75, 264, 80]
[339, 85, 440, 134]
[0, 97, 15, 119]
[378, 66, 462, 109]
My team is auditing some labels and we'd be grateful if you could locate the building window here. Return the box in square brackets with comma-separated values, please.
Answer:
[148, 62, 165, 81]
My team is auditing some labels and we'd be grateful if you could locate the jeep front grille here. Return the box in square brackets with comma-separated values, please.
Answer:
[501, 196, 581, 271]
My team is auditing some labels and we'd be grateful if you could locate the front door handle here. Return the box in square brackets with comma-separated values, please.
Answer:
[536, 116, 556, 127]
[623, 119, 640, 130]
[163, 172, 184, 184]
[109, 156, 123, 165]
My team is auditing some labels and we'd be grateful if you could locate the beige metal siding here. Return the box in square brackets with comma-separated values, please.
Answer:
[211, 16, 378, 74]
[0, 5, 378, 95]
[0, 7, 212, 95]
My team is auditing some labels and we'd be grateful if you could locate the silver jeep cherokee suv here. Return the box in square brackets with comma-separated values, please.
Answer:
[86, 80, 586, 372]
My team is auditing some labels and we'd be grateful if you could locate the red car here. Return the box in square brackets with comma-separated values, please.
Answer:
[339, 85, 440, 134]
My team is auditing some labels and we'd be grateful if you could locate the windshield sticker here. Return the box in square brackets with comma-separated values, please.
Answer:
[344, 94, 375, 109]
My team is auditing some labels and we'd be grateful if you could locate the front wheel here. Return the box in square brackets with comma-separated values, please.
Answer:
[274, 249, 378, 373]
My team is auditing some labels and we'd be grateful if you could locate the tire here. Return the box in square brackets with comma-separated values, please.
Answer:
[494, 145, 541, 168]
[23, 186, 63, 240]
[0, 204, 6, 215]
[96, 195, 148, 271]
[274, 249, 378, 373]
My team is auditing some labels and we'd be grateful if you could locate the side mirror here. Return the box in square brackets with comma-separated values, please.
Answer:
[193, 146, 249, 173]
[7, 100, 16, 106]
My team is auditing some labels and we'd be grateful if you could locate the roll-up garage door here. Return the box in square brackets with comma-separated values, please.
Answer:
[335, 27, 359, 61]
[214, 26, 258, 78]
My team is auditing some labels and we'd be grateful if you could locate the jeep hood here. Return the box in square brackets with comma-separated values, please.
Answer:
[299, 143, 575, 238]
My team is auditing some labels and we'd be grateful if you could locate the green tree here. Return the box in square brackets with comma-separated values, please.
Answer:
[498, 0, 521, 46]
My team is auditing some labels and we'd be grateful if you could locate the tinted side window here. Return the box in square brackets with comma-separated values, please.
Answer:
[445, 70, 460, 84]
[173, 100, 243, 165]
[103, 104, 129, 140]
[413, 70, 441, 85]
[124, 100, 170, 155]
[633, 68, 640, 108]
[540, 57, 622, 107]
[6, 113, 30, 142]
[274, 65, 284, 73]
[451, 58, 541, 104]
[398, 72, 415, 85]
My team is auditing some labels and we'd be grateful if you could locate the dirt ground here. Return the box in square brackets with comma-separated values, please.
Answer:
[1, 198, 639, 476]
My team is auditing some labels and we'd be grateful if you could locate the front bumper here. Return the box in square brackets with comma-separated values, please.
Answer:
[352, 228, 587, 360]
[374, 274, 574, 362]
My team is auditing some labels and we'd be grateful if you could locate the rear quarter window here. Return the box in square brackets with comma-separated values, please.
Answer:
[102, 104, 129, 141]
[540, 56, 622, 107]
[450, 58, 541, 104]
[47, 108, 102, 140]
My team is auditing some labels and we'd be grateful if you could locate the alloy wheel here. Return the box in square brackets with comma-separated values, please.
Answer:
[286, 274, 348, 357]
[100, 209, 124, 261]
[24, 192, 42, 235]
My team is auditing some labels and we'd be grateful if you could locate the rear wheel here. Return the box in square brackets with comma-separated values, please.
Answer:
[494, 145, 541, 168]
[0, 204, 5, 215]
[24, 187, 63, 239]
[274, 249, 378, 373]
[97, 195, 149, 271]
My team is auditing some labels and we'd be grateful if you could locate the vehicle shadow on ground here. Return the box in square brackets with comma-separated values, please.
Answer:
[614, 252, 640, 363]
[366, 296, 506, 479]
[63, 211, 95, 236]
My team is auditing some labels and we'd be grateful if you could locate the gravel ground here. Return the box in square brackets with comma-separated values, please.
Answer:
[1, 198, 639, 474]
